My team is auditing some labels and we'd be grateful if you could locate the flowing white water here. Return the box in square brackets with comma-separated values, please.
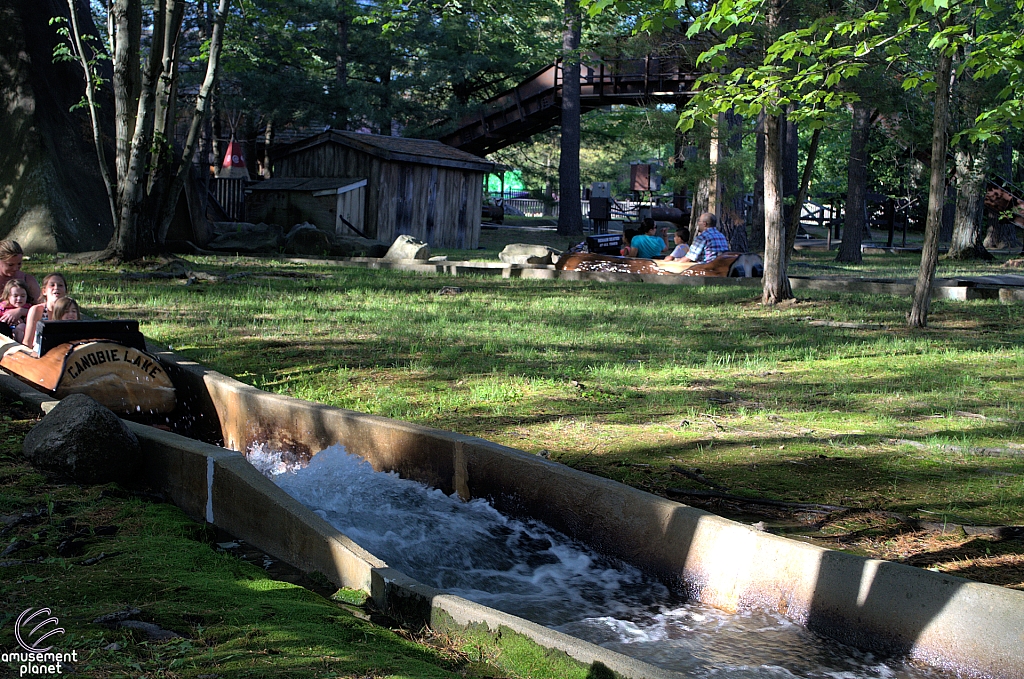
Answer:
[250, 444, 954, 679]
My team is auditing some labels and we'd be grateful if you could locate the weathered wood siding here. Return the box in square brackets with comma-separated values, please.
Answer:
[246, 186, 366, 237]
[335, 188, 365, 237]
[275, 145, 481, 249]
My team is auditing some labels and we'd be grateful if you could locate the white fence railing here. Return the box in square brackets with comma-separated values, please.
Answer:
[493, 195, 644, 222]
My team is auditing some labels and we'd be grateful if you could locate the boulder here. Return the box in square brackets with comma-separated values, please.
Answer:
[498, 243, 561, 266]
[207, 222, 283, 252]
[284, 222, 332, 256]
[330, 235, 390, 258]
[22, 394, 141, 484]
[383, 235, 430, 261]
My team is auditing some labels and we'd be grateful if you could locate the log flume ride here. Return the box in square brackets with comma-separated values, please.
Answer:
[556, 252, 763, 277]
[0, 320, 175, 416]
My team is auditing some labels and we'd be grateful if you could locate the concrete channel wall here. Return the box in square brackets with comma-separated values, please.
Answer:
[162, 354, 1024, 679]
[4, 355, 1024, 679]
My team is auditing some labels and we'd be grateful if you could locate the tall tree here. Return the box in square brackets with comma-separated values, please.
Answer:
[835, 100, 874, 263]
[63, 0, 230, 260]
[760, 0, 791, 303]
[908, 25, 954, 327]
[557, 0, 584, 237]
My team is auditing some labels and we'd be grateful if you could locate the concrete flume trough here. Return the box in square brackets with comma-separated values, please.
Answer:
[3, 351, 1022, 679]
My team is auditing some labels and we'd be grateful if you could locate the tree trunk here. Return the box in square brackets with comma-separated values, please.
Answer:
[708, 112, 721, 217]
[984, 137, 1021, 250]
[556, 0, 583, 237]
[335, 6, 349, 127]
[760, 0, 789, 303]
[673, 128, 687, 212]
[909, 47, 954, 328]
[155, 0, 230, 245]
[261, 120, 273, 178]
[782, 106, 799, 229]
[836, 101, 872, 263]
[785, 127, 821, 265]
[689, 124, 712, 235]
[543, 151, 554, 217]
[948, 144, 993, 260]
[763, 111, 792, 304]
[65, 0, 117, 229]
[720, 110, 748, 251]
[750, 112, 765, 253]
[109, 0, 168, 260]
[112, 0, 140, 190]
[984, 221, 1021, 251]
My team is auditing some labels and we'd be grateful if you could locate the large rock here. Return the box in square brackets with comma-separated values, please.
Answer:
[498, 243, 561, 265]
[22, 394, 141, 484]
[207, 222, 283, 252]
[331, 235, 390, 258]
[383, 235, 430, 261]
[284, 222, 331, 256]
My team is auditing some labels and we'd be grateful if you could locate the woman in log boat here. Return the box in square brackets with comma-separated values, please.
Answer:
[0, 240, 40, 331]
[24, 273, 68, 354]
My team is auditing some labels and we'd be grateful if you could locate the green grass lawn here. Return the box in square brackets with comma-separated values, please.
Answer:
[17, 237, 1024, 572]
[64, 253, 1024, 515]
[5, 236, 1023, 676]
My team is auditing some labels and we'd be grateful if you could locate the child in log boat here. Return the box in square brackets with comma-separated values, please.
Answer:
[51, 297, 81, 321]
[662, 227, 691, 261]
[1, 280, 32, 342]
[24, 273, 68, 354]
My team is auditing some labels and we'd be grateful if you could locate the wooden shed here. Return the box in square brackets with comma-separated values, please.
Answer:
[270, 130, 495, 249]
[244, 177, 367, 238]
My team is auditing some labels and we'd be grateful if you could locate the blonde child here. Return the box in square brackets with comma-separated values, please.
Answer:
[1, 279, 32, 342]
[51, 297, 81, 321]
[25, 273, 68, 353]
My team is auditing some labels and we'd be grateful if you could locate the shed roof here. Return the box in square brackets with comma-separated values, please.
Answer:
[271, 130, 496, 173]
[245, 177, 366, 194]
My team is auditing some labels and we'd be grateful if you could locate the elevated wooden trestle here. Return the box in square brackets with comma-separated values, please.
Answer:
[440, 56, 699, 157]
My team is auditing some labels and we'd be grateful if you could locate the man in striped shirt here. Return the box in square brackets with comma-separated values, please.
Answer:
[683, 213, 730, 263]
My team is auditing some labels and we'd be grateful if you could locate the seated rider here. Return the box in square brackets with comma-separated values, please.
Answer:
[25, 272, 68, 354]
[1, 279, 32, 342]
[625, 219, 669, 258]
[683, 213, 730, 264]
[51, 297, 81, 321]
[662, 227, 690, 261]
[619, 228, 638, 257]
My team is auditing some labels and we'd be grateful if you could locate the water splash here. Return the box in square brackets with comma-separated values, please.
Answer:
[252, 444, 952, 679]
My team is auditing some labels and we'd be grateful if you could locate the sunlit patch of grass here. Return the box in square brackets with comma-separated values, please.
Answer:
[39, 251, 1024, 530]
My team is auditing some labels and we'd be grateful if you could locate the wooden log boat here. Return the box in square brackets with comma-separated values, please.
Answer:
[556, 252, 763, 277]
[0, 320, 175, 416]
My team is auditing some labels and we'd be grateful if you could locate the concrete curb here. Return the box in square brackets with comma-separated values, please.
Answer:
[230, 252, 1024, 300]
